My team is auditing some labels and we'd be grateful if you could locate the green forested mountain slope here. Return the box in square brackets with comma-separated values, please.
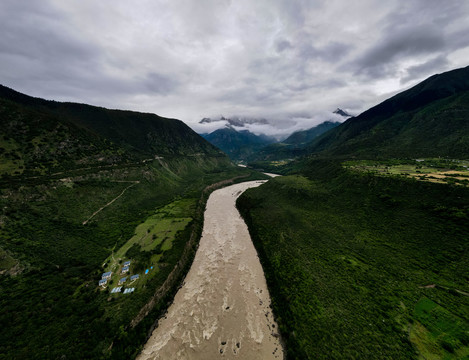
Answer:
[308, 66, 469, 158]
[238, 160, 469, 359]
[0, 86, 263, 359]
[283, 121, 340, 146]
[245, 121, 341, 163]
[201, 126, 275, 161]
[0, 84, 223, 171]
[237, 67, 469, 360]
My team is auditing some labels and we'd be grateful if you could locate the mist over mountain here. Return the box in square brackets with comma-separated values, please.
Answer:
[198, 109, 350, 161]
[199, 116, 270, 127]
[283, 121, 341, 146]
[200, 126, 276, 161]
[244, 120, 340, 162]
[2, 1, 469, 359]
[192, 111, 349, 139]
[333, 108, 352, 117]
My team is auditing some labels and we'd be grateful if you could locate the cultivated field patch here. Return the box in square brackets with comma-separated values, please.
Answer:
[344, 159, 469, 186]
[100, 198, 195, 292]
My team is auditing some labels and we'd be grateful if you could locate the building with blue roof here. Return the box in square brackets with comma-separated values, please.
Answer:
[118, 277, 127, 285]
[99, 279, 107, 287]
[123, 260, 131, 266]
[130, 274, 139, 281]
[101, 271, 112, 279]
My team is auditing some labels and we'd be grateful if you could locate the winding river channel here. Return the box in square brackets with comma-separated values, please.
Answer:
[137, 180, 284, 360]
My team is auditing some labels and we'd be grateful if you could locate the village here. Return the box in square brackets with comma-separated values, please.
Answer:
[98, 260, 154, 295]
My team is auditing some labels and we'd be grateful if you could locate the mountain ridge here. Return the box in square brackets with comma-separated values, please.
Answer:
[307, 65, 469, 158]
[0, 84, 225, 178]
[201, 126, 275, 161]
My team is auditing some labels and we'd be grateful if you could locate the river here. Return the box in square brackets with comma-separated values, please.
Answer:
[137, 180, 283, 360]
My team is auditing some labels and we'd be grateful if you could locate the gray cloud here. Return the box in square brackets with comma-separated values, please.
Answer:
[143, 73, 180, 95]
[276, 40, 293, 53]
[0, 0, 468, 133]
[349, 25, 445, 78]
[401, 55, 449, 84]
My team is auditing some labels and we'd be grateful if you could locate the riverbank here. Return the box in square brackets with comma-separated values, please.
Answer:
[137, 181, 284, 360]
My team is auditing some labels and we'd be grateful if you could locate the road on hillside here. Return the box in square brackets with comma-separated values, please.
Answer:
[137, 180, 283, 360]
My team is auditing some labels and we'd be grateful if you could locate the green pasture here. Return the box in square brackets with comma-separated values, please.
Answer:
[102, 198, 195, 291]
[411, 297, 469, 359]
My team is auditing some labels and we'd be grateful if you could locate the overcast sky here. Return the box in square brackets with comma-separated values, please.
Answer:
[1, 0, 469, 136]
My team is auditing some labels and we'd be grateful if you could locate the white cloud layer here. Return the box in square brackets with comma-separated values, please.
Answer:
[1, 0, 468, 135]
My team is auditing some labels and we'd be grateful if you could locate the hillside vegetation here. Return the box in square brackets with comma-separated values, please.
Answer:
[238, 160, 469, 359]
[0, 85, 267, 359]
[307, 66, 469, 158]
[238, 66, 469, 359]
[0, 84, 223, 178]
[244, 121, 340, 163]
[283, 121, 340, 146]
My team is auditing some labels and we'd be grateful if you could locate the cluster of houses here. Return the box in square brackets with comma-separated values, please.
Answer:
[98, 271, 112, 287]
[110, 286, 135, 294]
[98, 260, 141, 295]
[121, 260, 131, 274]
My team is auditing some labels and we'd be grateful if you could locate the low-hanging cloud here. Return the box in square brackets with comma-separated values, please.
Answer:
[193, 110, 349, 140]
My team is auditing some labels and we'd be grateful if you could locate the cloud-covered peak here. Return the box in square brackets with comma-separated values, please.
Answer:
[193, 110, 351, 139]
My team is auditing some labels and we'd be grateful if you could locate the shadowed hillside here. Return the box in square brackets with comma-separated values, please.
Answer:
[0, 84, 223, 174]
[283, 121, 340, 146]
[308, 66, 469, 158]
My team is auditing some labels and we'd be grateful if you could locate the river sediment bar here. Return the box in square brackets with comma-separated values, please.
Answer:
[137, 181, 283, 360]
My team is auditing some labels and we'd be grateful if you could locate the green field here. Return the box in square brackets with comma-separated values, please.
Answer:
[237, 160, 469, 359]
[344, 159, 469, 186]
[410, 297, 469, 359]
[102, 198, 196, 293]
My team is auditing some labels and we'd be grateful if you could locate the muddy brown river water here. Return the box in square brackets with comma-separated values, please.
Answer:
[137, 180, 283, 360]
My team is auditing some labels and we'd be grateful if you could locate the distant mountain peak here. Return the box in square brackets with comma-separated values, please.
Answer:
[333, 108, 351, 117]
[198, 116, 269, 127]
[200, 126, 276, 161]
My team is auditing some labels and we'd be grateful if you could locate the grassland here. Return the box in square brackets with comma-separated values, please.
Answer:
[237, 160, 469, 359]
[410, 297, 469, 359]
